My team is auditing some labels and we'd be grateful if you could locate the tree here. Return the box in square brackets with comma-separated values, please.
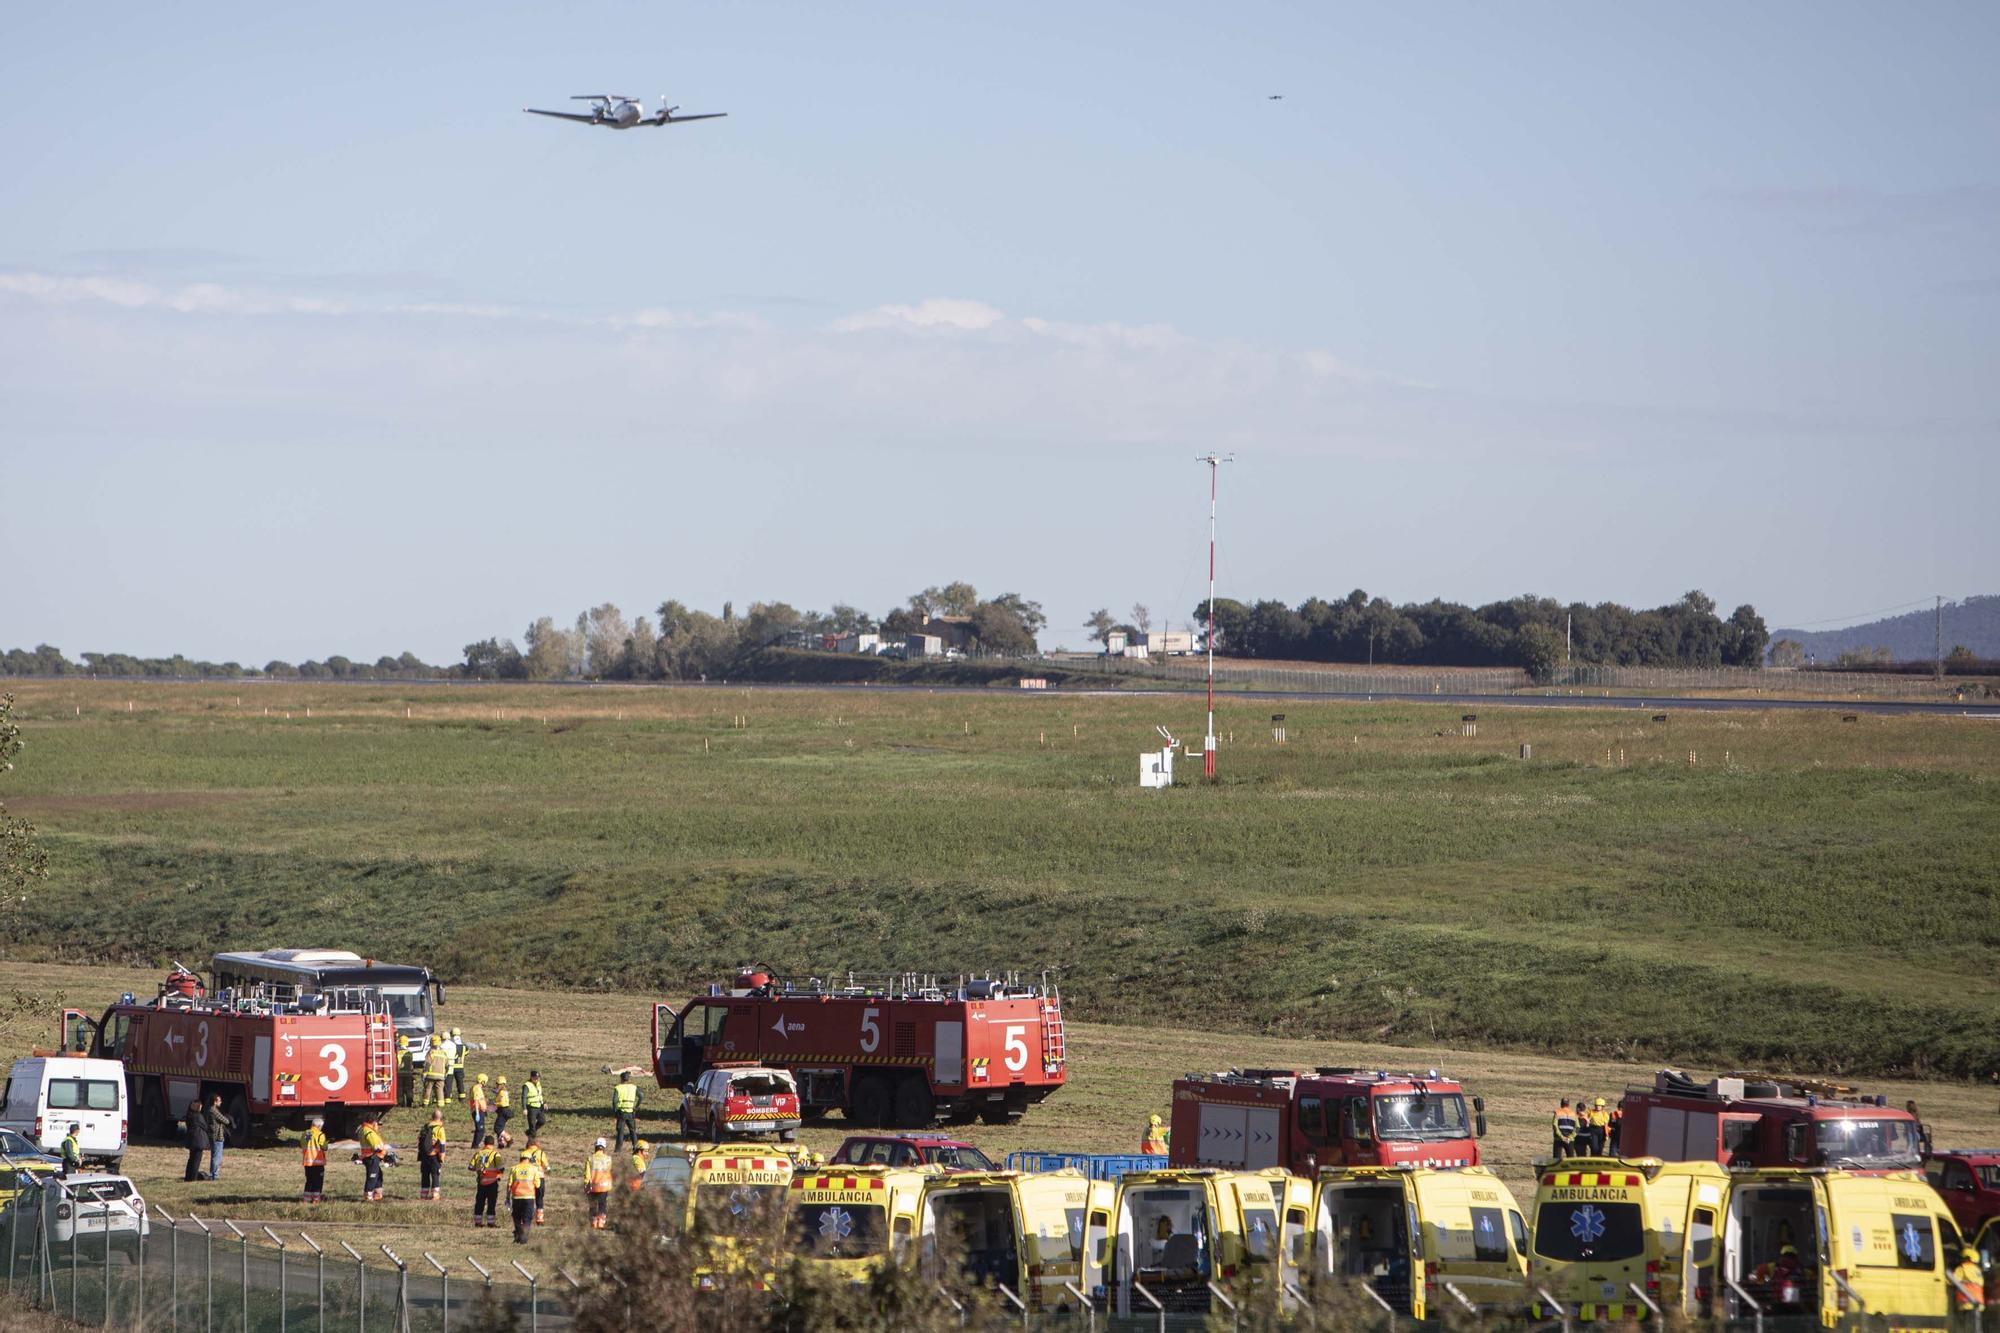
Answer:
[910, 582, 979, 618]
[581, 604, 631, 678]
[1130, 604, 1152, 633]
[1768, 639, 1807, 669]
[880, 607, 921, 636]
[1084, 608, 1117, 647]
[522, 617, 575, 680]
[460, 638, 523, 680]
[1190, 598, 1251, 654]
[739, 602, 805, 649]
[968, 601, 1036, 655]
[1946, 644, 1976, 665]
[1723, 605, 1770, 668]
[1514, 623, 1564, 684]
[826, 604, 875, 635]
[1, 692, 49, 908]
[987, 593, 1046, 637]
[618, 616, 659, 680]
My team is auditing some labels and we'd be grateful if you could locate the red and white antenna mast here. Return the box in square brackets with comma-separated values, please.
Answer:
[1197, 453, 1233, 781]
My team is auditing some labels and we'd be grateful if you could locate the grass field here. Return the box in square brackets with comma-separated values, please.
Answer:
[1, 679, 1997, 1085]
[6, 961, 1997, 1273]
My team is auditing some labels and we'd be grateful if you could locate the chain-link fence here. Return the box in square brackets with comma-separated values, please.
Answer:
[1, 1186, 571, 1333]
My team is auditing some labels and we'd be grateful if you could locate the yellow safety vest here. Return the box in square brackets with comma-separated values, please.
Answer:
[496, 1087, 510, 1109]
[522, 1080, 544, 1109]
[470, 1085, 489, 1113]
[471, 1148, 505, 1185]
[301, 1129, 327, 1167]
[586, 1151, 614, 1193]
[614, 1083, 639, 1113]
[505, 1162, 542, 1200]
[425, 1050, 449, 1079]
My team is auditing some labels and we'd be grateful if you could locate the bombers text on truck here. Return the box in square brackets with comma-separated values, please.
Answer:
[653, 967, 1066, 1128]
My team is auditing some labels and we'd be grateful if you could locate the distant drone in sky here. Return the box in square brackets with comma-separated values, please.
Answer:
[523, 94, 727, 130]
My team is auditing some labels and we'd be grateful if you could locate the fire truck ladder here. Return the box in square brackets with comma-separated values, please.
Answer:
[362, 1009, 396, 1095]
[1039, 976, 1066, 1069]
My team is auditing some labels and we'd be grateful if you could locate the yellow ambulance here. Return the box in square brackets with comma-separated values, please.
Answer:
[917, 1168, 1112, 1313]
[1719, 1168, 1969, 1326]
[645, 1145, 817, 1291]
[1312, 1165, 1529, 1318]
[1101, 1168, 1314, 1318]
[1528, 1157, 1731, 1321]
[787, 1163, 937, 1282]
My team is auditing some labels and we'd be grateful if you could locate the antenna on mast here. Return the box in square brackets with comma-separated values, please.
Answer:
[1196, 453, 1234, 782]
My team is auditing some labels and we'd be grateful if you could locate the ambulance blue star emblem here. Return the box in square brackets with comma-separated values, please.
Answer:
[1571, 1205, 1607, 1243]
[1900, 1221, 1924, 1263]
[819, 1207, 854, 1242]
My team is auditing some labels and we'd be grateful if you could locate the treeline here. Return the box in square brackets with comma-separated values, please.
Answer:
[0, 646, 448, 680]
[458, 582, 1046, 681]
[1184, 589, 1769, 680]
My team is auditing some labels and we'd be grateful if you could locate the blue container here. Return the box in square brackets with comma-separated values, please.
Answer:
[1005, 1151, 1168, 1180]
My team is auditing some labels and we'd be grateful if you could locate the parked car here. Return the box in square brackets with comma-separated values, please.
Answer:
[830, 1134, 995, 1171]
[0, 1056, 128, 1169]
[0, 1127, 62, 1164]
[1925, 1149, 2000, 1237]
[680, 1066, 801, 1143]
[0, 1158, 60, 1215]
[41, 1174, 149, 1249]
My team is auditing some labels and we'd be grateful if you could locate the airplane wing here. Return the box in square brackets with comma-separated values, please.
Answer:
[524, 108, 604, 124]
[655, 112, 728, 125]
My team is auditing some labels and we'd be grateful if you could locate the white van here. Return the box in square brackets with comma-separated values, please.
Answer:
[0, 1057, 127, 1169]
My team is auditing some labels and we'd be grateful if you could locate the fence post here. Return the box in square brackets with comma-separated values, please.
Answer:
[424, 1254, 449, 1333]
[1534, 1285, 1571, 1333]
[102, 1198, 112, 1329]
[1830, 1269, 1868, 1316]
[189, 1211, 213, 1333]
[1062, 1280, 1096, 1333]
[1284, 1281, 1316, 1329]
[299, 1232, 325, 1333]
[70, 1186, 79, 1323]
[994, 1280, 1028, 1327]
[1206, 1279, 1240, 1330]
[1131, 1278, 1166, 1333]
[160, 1205, 179, 1333]
[338, 1240, 365, 1333]
[935, 1284, 965, 1329]
[224, 1220, 248, 1333]
[1443, 1280, 1480, 1320]
[1360, 1280, 1396, 1330]
[1725, 1275, 1764, 1333]
[1626, 1280, 1662, 1332]
[510, 1259, 538, 1333]
[264, 1227, 289, 1333]
[465, 1257, 492, 1296]
[380, 1245, 409, 1333]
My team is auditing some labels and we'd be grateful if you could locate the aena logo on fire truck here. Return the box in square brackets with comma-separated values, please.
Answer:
[772, 1016, 804, 1039]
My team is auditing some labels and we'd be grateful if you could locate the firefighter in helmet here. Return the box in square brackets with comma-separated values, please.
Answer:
[1141, 1113, 1169, 1155]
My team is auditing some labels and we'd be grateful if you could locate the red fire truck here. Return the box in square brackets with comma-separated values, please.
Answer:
[62, 968, 398, 1144]
[1617, 1070, 1925, 1173]
[651, 967, 1066, 1128]
[1170, 1068, 1487, 1177]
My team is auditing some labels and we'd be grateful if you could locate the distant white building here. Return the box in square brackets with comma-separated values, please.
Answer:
[1104, 630, 1129, 654]
[836, 632, 882, 655]
[904, 633, 944, 658]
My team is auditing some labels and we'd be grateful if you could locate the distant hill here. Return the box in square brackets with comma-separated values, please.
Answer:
[1772, 595, 2000, 664]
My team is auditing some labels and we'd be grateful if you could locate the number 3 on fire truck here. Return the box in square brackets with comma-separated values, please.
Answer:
[194, 1022, 210, 1068]
[1002, 1025, 1028, 1073]
[318, 1044, 348, 1092]
[859, 1008, 881, 1054]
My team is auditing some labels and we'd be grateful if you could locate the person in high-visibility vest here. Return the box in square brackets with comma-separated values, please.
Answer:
[1140, 1113, 1169, 1154]
[357, 1117, 388, 1202]
[492, 1076, 513, 1147]
[628, 1141, 649, 1193]
[1552, 1099, 1579, 1160]
[423, 1042, 451, 1107]
[468, 1134, 504, 1227]
[418, 1110, 448, 1201]
[523, 1135, 551, 1223]
[449, 1028, 469, 1100]
[469, 1074, 490, 1146]
[522, 1070, 547, 1138]
[1952, 1250, 1987, 1312]
[396, 1036, 415, 1107]
[584, 1138, 615, 1230]
[300, 1117, 328, 1203]
[59, 1124, 82, 1178]
[504, 1149, 544, 1243]
[1586, 1099, 1612, 1156]
[612, 1072, 641, 1151]
[1607, 1103, 1624, 1154]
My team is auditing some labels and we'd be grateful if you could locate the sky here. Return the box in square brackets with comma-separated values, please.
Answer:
[3, 2, 1996, 662]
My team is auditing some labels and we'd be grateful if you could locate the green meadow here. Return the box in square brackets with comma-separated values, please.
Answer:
[3, 680, 1996, 1079]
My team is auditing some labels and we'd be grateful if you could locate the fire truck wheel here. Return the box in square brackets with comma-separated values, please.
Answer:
[223, 1091, 252, 1147]
[891, 1077, 935, 1129]
[848, 1075, 893, 1128]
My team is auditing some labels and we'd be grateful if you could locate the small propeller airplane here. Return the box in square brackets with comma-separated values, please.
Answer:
[523, 94, 727, 130]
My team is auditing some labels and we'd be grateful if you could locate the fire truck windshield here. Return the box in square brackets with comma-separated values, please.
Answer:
[1814, 1117, 1920, 1168]
[1373, 1093, 1471, 1140]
